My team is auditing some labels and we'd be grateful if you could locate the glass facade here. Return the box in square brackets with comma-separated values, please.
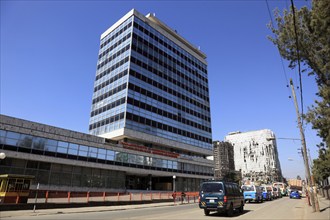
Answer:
[89, 17, 133, 136]
[0, 130, 213, 176]
[89, 12, 212, 150]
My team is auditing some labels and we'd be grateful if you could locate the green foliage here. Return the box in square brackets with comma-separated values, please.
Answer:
[312, 144, 330, 182]
[268, 0, 330, 181]
[268, 1, 330, 145]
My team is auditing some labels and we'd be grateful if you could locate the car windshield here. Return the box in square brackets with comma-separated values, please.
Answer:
[201, 183, 223, 193]
[242, 185, 255, 191]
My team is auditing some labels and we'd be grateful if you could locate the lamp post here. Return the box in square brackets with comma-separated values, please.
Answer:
[173, 175, 176, 192]
[0, 152, 6, 160]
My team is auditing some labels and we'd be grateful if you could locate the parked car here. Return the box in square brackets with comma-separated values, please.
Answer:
[261, 186, 272, 201]
[290, 190, 301, 199]
[265, 185, 275, 199]
[272, 186, 280, 199]
[199, 181, 244, 216]
[242, 185, 263, 203]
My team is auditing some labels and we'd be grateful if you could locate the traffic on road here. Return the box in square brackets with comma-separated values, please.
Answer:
[198, 180, 300, 217]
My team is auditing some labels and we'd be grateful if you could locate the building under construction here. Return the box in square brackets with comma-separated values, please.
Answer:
[213, 141, 235, 179]
[224, 129, 283, 183]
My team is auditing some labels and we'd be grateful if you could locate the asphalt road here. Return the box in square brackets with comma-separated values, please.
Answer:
[1, 197, 309, 220]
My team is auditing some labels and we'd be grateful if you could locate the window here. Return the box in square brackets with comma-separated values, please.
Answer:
[57, 144, 68, 154]
[33, 137, 46, 150]
[68, 143, 79, 155]
[6, 131, 20, 139]
[89, 147, 98, 158]
[0, 130, 6, 137]
[106, 150, 115, 161]
[98, 148, 106, 160]
[78, 145, 89, 157]
[45, 139, 58, 152]
[18, 135, 33, 148]
[201, 183, 223, 193]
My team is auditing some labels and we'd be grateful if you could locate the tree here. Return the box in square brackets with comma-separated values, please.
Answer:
[268, 0, 330, 182]
[268, 0, 330, 146]
[312, 143, 330, 182]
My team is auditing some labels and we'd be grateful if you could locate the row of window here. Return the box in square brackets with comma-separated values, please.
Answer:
[89, 112, 125, 130]
[125, 112, 212, 144]
[127, 80, 210, 127]
[0, 130, 213, 175]
[127, 97, 211, 133]
[93, 69, 128, 93]
[132, 43, 208, 101]
[129, 67, 210, 113]
[124, 120, 211, 149]
[133, 19, 207, 76]
[95, 56, 129, 82]
[92, 83, 127, 105]
[91, 97, 126, 117]
[100, 21, 132, 49]
[97, 36, 131, 70]
[132, 33, 208, 95]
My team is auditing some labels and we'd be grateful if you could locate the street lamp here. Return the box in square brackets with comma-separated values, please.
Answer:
[173, 175, 176, 192]
[0, 152, 6, 160]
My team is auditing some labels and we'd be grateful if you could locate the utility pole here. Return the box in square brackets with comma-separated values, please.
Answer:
[290, 79, 319, 212]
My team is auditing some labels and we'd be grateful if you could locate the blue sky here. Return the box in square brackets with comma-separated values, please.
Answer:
[1, 0, 319, 179]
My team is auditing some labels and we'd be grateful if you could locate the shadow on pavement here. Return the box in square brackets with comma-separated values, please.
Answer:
[205, 209, 251, 218]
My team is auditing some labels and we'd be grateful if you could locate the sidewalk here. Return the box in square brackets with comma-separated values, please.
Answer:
[0, 201, 185, 218]
[304, 196, 330, 219]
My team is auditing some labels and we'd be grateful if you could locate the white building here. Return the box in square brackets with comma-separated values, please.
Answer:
[224, 129, 282, 183]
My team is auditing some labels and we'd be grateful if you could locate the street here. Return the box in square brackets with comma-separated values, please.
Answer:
[2, 197, 328, 220]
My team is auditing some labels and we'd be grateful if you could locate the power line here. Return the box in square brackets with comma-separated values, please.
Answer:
[265, 0, 292, 98]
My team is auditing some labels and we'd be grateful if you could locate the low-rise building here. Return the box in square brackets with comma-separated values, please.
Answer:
[0, 115, 214, 192]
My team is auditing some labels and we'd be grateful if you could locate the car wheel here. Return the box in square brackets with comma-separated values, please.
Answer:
[227, 203, 234, 217]
[239, 202, 244, 213]
[204, 209, 210, 216]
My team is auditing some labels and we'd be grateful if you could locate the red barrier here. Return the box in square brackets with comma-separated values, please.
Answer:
[26, 189, 198, 204]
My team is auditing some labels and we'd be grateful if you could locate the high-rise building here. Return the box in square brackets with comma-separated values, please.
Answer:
[0, 9, 214, 192]
[224, 129, 282, 183]
[89, 9, 212, 155]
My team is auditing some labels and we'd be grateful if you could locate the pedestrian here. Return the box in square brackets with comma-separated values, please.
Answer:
[181, 191, 186, 203]
[172, 191, 176, 202]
